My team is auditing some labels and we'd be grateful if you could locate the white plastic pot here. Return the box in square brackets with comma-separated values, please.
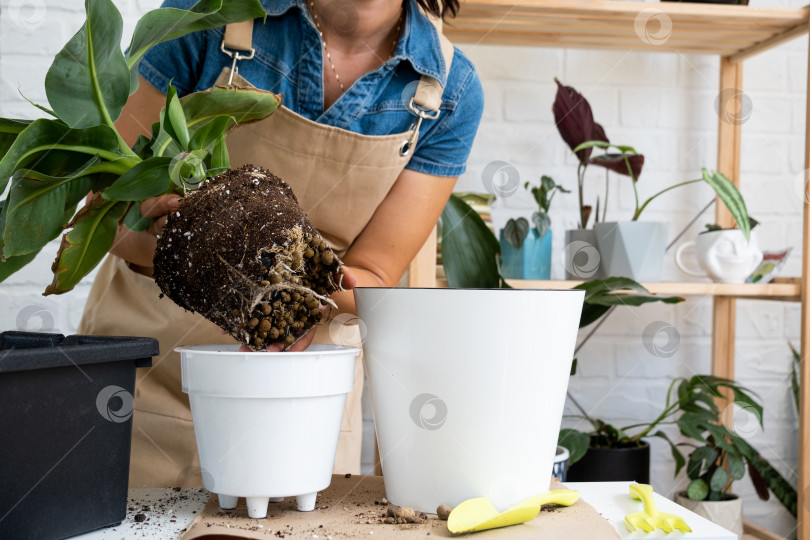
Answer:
[178, 344, 360, 518]
[355, 288, 584, 513]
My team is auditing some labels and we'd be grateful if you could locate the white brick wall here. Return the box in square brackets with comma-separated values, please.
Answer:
[0, 0, 805, 537]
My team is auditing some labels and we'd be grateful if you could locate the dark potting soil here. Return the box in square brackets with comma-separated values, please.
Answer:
[153, 164, 343, 350]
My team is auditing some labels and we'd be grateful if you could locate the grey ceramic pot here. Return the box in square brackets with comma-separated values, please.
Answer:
[563, 229, 605, 280]
[594, 222, 670, 282]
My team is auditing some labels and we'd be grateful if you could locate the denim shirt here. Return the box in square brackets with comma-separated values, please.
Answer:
[139, 0, 484, 177]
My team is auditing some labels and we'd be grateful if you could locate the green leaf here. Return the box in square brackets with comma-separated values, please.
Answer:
[532, 211, 551, 237]
[558, 428, 591, 465]
[163, 84, 190, 150]
[209, 136, 230, 170]
[790, 342, 801, 414]
[570, 357, 577, 376]
[0, 119, 130, 195]
[686, 446, 717, 479]
[575, 277, 683, 328]
[45, 0, 130, 128]
[102, 156, 172, 201]
[687, 479, 709, 501]
[123, 203, 151, 232]
[0, 200, 41, 282]
[125, 0, 266, 92]
[189, 115, 235, 151]
[45, 195, 127, 295]
[702, 169, 751, 241]
[153, 86, 280, 157]
[726, 450, 746, 480]
[709, 467, 729, 493]
[735, 436, 796, 516]
[503, 217, 529, 248]
[3, 157, 102, 256]
[651, 430, 685, 476]
[441, 194, 502, 288]
[0, 118, 33, 162]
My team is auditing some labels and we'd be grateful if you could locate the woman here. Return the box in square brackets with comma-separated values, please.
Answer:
[79, 0, 483, 487]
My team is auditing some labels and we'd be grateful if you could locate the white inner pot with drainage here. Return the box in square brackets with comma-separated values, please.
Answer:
[178, 344, 359, 518]
[355, 288, 584, 513]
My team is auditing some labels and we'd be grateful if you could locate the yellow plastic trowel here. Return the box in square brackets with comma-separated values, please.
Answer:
[447, 489, 580, 534]
[625, 483, 692, 533]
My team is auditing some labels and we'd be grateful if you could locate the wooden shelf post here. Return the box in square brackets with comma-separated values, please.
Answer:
[798, 17, 810, 539]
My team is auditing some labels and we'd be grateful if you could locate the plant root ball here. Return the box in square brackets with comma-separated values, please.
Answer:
[153, 164, 343, 350]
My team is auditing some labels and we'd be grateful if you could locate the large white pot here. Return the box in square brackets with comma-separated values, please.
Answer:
[354, 288, 584, 513]
[178, 344, 360, 518]
[675, 492, 743, 538]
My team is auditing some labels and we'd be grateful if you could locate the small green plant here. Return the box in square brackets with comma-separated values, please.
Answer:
[559, 375, 797, 515]
[503, 176, 569, 249]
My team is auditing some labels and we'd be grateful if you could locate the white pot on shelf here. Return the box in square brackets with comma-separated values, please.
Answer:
[355, 288, 584, 513]
[178, 344, 360, 519]
[675, 492, 743, 538]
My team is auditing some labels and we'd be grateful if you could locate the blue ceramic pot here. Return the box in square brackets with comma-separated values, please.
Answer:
[500, 228, 552, 279]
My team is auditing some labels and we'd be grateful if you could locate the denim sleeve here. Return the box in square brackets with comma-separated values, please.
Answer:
[406, 53, 484, 178]
[137, 0, 208, 97]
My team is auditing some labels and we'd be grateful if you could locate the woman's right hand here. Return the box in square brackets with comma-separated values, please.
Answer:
[109, 194, 182, 270]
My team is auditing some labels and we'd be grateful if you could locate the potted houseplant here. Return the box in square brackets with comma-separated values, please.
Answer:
[500, 175, 569, 279]
[0, 0, 356, 521]
[552, 79, 645, 280]
[559, 375, 797, 534]
[675, 220, 763, 284]
[572, 140, 752, 282]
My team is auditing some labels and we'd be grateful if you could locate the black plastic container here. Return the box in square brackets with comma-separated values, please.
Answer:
[566, 439, 650, 483]
[0, 331, 157, 540]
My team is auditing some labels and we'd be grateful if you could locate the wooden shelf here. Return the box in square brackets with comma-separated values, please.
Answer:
[435, 269, 801, 301]
[446, 0, 810, 61]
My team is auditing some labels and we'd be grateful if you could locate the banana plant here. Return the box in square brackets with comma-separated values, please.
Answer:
[0, 0, 279, 294]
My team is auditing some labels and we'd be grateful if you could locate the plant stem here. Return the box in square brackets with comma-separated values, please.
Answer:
[623, 152, 640, 219]
[602, 168, 609, 222]
[633, 178, 701, 220]
[578, 162, 586, 228]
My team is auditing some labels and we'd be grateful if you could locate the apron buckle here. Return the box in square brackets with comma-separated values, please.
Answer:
[401, 98, 441, 157]
[220, 42, 256, 86]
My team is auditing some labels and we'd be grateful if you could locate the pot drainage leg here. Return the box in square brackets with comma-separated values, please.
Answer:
[246, 496, 270, 519]
[269, 497, 284, 503]
[218, 494, 238, 510]
[296, 492, 317, 511]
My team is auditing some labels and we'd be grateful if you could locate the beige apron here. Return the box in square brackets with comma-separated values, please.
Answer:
[79, 15, 454, 487]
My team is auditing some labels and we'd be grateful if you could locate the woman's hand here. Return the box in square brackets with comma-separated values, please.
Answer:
[238, 267, 357, 352]
[109, 194, 182, 269]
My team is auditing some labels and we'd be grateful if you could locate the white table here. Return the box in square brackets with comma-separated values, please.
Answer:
[73, 482, 736, 540]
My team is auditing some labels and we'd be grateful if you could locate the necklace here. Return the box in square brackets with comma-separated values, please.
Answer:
[309, 1, 403, 92]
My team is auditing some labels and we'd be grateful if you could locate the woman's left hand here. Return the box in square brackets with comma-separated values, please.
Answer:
[238, 266, 357, 352]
